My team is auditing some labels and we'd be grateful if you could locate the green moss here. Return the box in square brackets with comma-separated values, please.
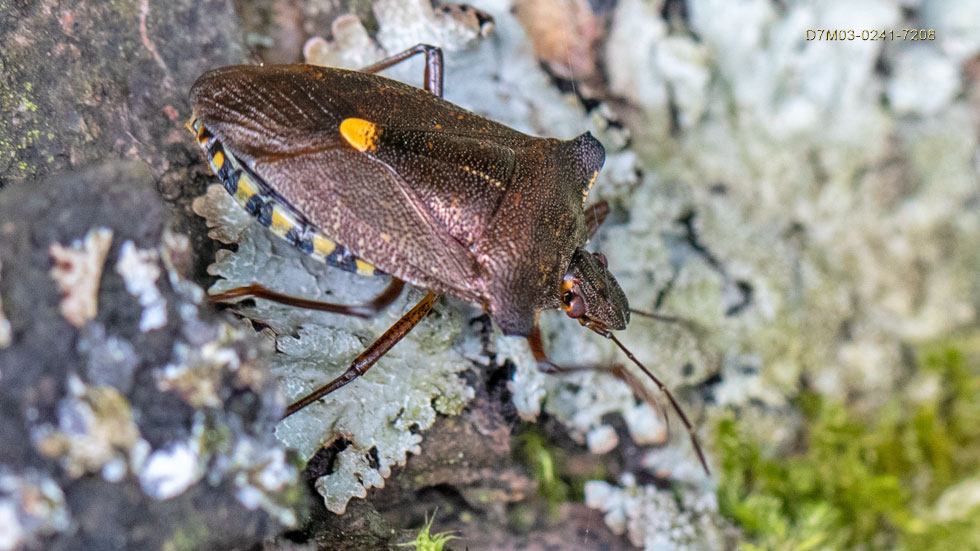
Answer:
[717, 334, 980, 551]
[166, 518, 210, 551]
[515, 429, 571, 516]
[397, 510, 457, 551]
[514, 427, 607, 518]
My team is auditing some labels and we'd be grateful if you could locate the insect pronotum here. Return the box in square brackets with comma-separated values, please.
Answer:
[187, 44, 709, 474]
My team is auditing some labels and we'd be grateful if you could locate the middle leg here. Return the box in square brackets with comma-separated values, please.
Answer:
[210, 278, 405, 319]
[284, 290, 441, 418]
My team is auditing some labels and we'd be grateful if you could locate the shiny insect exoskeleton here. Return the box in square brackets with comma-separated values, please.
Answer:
[188, 44, 707, 473]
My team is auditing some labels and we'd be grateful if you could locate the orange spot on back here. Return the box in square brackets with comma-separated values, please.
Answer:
[339, 118, 380, 152]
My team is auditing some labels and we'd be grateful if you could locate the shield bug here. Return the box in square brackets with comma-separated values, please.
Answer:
[188, 44, 709, 473]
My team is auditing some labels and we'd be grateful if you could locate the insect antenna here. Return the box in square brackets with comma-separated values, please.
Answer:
[608, 363, 672, 443]
[605, 332, 710, 475]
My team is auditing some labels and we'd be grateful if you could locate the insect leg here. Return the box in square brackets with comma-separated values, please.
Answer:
[584, 199, 610, 238]
[527, 324, 658, 406]
[284, 291, 440, 418]
[210, 278, 405, 319]
[528, 323, 710, 475]
[359, 43, 444, 98]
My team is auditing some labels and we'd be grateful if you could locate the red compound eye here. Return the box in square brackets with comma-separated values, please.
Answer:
[593, 251, 607, 267]
[563, 292, 585, 318]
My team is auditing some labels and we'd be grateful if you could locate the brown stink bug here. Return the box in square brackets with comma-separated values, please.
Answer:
[187, 44, 708, 473]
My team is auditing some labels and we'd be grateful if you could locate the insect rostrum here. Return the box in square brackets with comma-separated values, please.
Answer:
[188, 44, 708, 474]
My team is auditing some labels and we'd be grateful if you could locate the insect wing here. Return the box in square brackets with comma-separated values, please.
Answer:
[360, 124, 518, 248]
[190, 65, 485, 297]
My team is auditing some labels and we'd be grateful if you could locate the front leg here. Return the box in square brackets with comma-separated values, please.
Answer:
[526, 323, 710, 475]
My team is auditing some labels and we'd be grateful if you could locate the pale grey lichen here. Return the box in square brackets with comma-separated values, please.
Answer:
[585, 475, 724, 551]
[0, 259, 11, 349]
[140, 438, 201, 500]
[144, 312, 299, 523]
[303, 15, 385, 70]
[155, 336, 249, 409]
[921, 0, 980, 62]
[0, 468, 70, 551]
[31, 375, 143, 480]
[586, 424, 621, 455]
[115, 240, 167, 332]
[47, 227, 113, 328]
[371, 0, 495, 54]
[77, 324, 139, 391]
[32, 233, 300, 524]
[228, 444, 297, 525]
[304, 0, 493, 72]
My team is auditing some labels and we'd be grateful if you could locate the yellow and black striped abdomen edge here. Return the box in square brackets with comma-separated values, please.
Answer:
[187, 116, 382, 277]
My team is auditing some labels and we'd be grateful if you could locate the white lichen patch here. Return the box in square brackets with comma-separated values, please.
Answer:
[77, 323, 140, 391]
[229, 444, 297, 525]
[192, 184, 253, 245]
[147, 331, 298, 515]
[634, 0, 980, 397]
[0, 260, 10, 349]
[139, 439, 201, 500]
[0, 468, 70, 551]
[48, 227, 113, 328]
[372, 0, 494, 54]
[921, 0, 980, 62]
[0, 307, 9, 350]
[136, 409, 297, 517]
[155, 338, 248, 409]
[585, 475, 724, 551]
[642, 446, 712, 487]
[31, 376, 142, 479]
[507, 325, 682, 453]
[159, 229, 201, 301]
[304, 0, 493, 74]
[711, 356, 784, 409]
[115, 240, 167, 332]
[887, 46, 960, 116]
[510, 339, 642, 440]
[303, 15, 385, 70]
[586, 425, 620, 454]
